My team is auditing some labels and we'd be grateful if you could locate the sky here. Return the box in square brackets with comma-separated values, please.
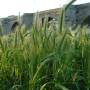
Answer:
[0, 0, 90, 18]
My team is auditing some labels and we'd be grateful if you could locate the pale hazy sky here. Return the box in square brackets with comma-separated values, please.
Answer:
[0, 0, 90, 18]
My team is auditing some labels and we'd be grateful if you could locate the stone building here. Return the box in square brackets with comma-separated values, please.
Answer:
[0, 3, 90, 34]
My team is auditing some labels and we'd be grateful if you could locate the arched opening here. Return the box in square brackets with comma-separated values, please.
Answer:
[82, 16, 90, 26]
[11, 22, 19, 31]
[48, 17, 53, 22]
[41, 17, 54, 25]
[42, 17, 44, 24]
[82, 16, 90, 33]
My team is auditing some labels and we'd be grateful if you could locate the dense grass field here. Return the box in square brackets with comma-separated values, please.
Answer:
[0, 0, 90, 90]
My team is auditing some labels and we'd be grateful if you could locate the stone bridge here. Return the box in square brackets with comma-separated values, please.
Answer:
[0, 3, 90, 34]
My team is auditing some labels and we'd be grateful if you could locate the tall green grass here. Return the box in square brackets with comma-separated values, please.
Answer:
[0, 0, 90, 90]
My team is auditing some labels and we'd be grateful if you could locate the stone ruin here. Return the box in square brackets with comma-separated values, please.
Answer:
[0, 3, 90, 34]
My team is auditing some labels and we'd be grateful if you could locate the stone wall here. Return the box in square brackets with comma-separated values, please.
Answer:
[0, 16, 18, 34]
[22, 13, 34, 28]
